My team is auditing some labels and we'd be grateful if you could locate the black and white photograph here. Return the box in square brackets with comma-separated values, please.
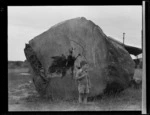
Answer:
[8, 6, 143, 111]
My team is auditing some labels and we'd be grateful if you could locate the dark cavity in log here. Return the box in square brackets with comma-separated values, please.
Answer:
[48, 48, 81, 78]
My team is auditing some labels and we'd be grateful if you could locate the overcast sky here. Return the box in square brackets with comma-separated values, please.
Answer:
[8, 6, 142, 61]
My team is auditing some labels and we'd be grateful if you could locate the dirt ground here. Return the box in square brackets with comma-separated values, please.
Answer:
[8, 68, 142, 111]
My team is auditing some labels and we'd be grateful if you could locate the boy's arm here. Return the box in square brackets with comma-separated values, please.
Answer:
[75, 70, 86, 79]
[74, 69, 82, 79]
[77, 70, 88, 79]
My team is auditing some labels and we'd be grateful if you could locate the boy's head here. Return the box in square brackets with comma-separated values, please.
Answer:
[80, 61, 87, 67]
[80, 61, 89, 70]
[75, 60, 88, 71]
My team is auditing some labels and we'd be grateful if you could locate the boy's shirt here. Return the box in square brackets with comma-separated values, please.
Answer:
[75, 68, 91, 89]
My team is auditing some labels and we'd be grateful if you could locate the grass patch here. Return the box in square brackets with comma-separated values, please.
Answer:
[8, 68, 142, 111]
[8, 72, 32, 90]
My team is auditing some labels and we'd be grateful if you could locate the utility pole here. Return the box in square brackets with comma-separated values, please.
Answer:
[123, 33, 125, 45]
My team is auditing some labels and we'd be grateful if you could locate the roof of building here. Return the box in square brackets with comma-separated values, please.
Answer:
[107, 37, 142, 56]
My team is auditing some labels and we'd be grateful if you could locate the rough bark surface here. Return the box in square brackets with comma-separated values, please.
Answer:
[24, 17, 135, 99]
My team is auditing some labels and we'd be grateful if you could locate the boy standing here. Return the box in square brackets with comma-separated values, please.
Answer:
[75, 61, 91, 104]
